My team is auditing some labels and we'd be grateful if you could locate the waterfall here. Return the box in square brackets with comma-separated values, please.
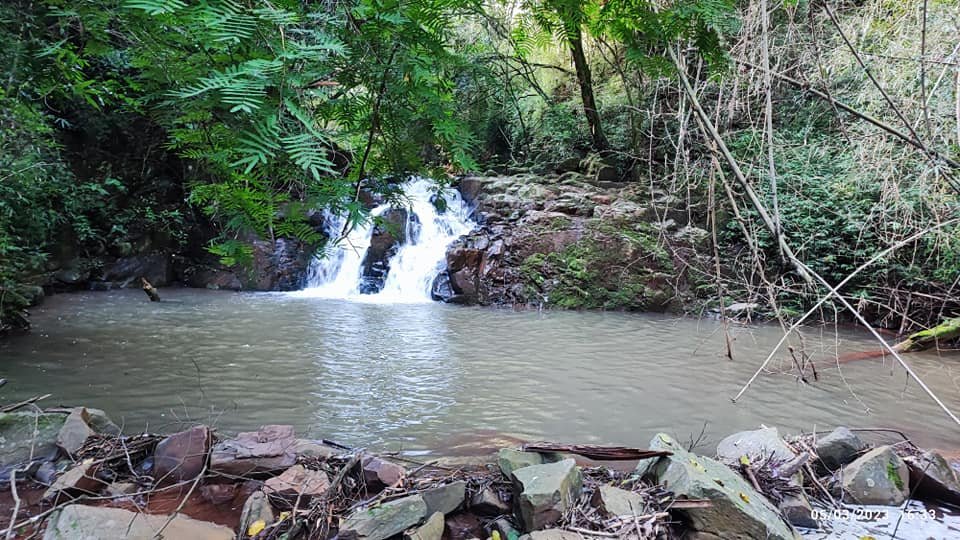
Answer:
[293, 177, 475, 303]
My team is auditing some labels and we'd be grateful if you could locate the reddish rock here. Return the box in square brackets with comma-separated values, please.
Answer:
[361, 455, 406, 490]
[43, 459, 106, 501]
[201, 483, 238, 505]
[210, 425, 297, 477]
[264, 464, 330, 499]
[153, 425, 212, 484]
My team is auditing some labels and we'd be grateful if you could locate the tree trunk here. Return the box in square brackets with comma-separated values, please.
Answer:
[893, 317, 960, 353]
[568, 32, 608, 152]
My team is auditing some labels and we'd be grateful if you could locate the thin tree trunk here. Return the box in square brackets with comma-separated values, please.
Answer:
[568, 32, 608, 151]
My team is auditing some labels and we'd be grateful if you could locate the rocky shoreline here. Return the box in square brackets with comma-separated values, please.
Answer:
[2, 404, 959, 539]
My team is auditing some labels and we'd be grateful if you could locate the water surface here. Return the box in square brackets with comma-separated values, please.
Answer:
[2, 289, 958, 453]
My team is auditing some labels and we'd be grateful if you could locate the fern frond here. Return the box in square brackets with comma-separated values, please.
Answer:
[124, 0, 187, 16]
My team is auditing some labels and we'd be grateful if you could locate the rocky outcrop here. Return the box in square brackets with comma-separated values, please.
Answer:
[838, 445, 909, 505]
[360, 209, 417, 294]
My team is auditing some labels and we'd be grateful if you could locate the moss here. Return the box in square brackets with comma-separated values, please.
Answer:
[886, 460, 904, 490]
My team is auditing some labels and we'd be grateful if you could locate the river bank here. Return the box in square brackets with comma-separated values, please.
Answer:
[1, 403, 959, 539]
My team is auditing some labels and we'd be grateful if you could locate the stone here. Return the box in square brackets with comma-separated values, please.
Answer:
[498, 448, 544, 477]
[511, 458, 582, 531]
[404, 511, 444, 540]
[56, 408, 95, 457]
[339, 494, 428, 540]
[470, 486, 511, 516]
[362, 454, 406, 489]
[778, 494, 817, 529]
[239, 490, 275, 538]
[489, 517, 522, 540]
[519, 531, 608, 540]
[815, 427, 867, 471]
[0, 411, 66, 479]
[43, 459, 107, 501]
[716, 427, 796, 467]
[210, 425, 297, 477]
[153, 425, 211, 484]
[421, 480, 466, 515]
[639, 433, 798, 540]
[292, 439, 339, 459]
[838, 445, 909, 505]
[264, 464, 330, 499]
[594, 485, 645, 517]
[84, 408, 121, 436]
[905, 451, 960, 506]
[201, 483, 238, 505]
[105, 482, 139, 498]
[43, 504, 233, 540]
[359, 209, 414, 294]
[103, 253, 173, 287]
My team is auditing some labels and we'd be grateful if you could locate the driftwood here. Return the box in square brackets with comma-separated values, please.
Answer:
[893, 317, 960, 352]
[140, 277, 160, 302]
[522, 442, 672, 461]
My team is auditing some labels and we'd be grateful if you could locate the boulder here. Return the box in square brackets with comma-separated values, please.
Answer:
[815, 427, 866, 470]
[0, 411, 66, 479]
[153, 425, 211, 484]
[264, 464, 330, 499]
[360, 209, 414, 294]
[905, 451, 960, 506]
[498, 448, 544, 478]
[339, 494, 429, 540]
[56, 408, 96, 457]
[210, 425, 297, 477]
[43, 459, 106, 501]
[102, 253, 172, 287]
[362, 454, 406, 490]
[638, 433, 798, 540]
[85, 408, 121, 436]
[715, 427, 795, 467]
[471, 486, 511, 516]
[422, 480, 466, 515]
[594, 485, 645, 517]
[43, 504, 233, 540]
[838, 445, 909, 505]
[511, 458, 582, 531]
[404, 511, 444, 540]
[239, 490, 275, 538]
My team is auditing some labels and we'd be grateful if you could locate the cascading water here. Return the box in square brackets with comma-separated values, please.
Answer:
[294, 177, 476, 303]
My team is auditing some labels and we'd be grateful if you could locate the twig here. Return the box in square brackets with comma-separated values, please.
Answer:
[1, 394, 52, 413]
[152, 464, 206, 539]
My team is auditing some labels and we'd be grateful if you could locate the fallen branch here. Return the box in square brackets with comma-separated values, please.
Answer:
[522, 443, 672, 461]
[893, 316, 960, 352]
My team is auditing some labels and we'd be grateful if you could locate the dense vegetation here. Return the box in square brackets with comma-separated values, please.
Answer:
[1, 0, 958, 334]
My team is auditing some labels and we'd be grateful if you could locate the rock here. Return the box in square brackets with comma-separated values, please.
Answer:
[43, 459, 106, 501]
[638, 433, 798, 540]
[511, 458, 582, 531]
[471, 486, 511, 516]
[519, 531, 607, 540]
[153, 425, 211, 484]
[555, 156, 582, 173]
[404, 511, 444, 540]
[264, 464, 330, 499]
[0, 411, 66, 479]
[244, 238, 313, 291]
[716, 427, 796, 467]
[239, 490, 275, 538]
[498, 448, 544, 477]
[838, 445, 909, 505]
[905, 451, 960, 506]
[778, 494, 817, 528]
[210, 425, 297, 477]
[360, 209, 414, 294]
[56, 408, 96, 457]
[445, 512, 484, 539]
[815, 427, 867, 470]
[201, 483, 237, 505]
[53, 265, 89, 285]
[105, 481, 139, 498]
[339, 494, 428, 540]
[362, 454, 406, 490]
[84, 408, 121, 436]
[421, 480, 466, 515]
[457, 177, 485, 206]
[594, 485, 645, 517]
[43, 504, 233, 540]
[102, 253, 173, 287]
[292, 439, 339, 460]
[489, 517, 522, 540]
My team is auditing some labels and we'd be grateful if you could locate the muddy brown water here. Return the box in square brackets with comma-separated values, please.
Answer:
[1, 289, 958, 453]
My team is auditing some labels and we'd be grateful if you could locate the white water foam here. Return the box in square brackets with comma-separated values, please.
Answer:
[292, 177, 475, 303]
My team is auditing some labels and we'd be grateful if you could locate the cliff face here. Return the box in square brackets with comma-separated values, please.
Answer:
[435, 172, 713, 311]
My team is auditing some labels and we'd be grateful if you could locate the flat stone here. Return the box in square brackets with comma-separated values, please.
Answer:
[340, 494, 428, 540]
[815, 427, 866, 470]
[498, 448, 543, 477]
[404, 511, 444, 540]
[362, 454, 406, 489]
[639, 433, 798, 540]
[471, 486, 511, 516]
[210, 425, 297, 477]
[293, 439, 339, 459]
[839, 445, 909, 505]
[905, 451, 960, 506]
[511, 458, 582, 531]
[422, 480, 466, 515]
[43, 504, 233, 539]
[56, 408, 96, 457]
[519, 531, 608, 540]
[716, 427, 795, 467]
[264, 464, 330, 499]
[153, 425, 211, 484]
[43, 459, 106, 501]
[594, 485, 645, 517]
[239, 490, 275, 538]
